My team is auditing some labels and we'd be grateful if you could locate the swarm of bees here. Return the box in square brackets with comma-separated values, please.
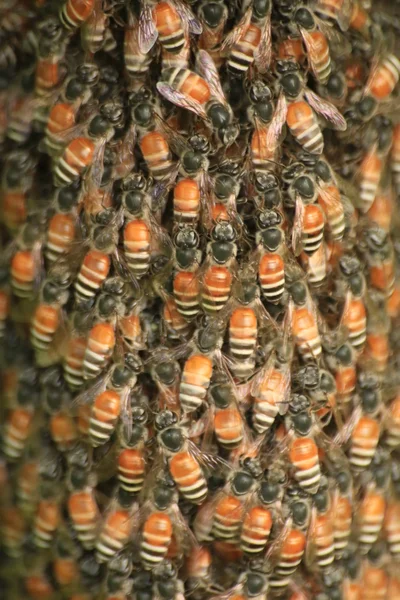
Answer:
[3, 0, 400, 598]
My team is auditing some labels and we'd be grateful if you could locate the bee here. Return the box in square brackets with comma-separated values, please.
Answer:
[2, 369, 39, 462]
[207, 374, 246, 450]
[288, 5, 333, 84]
[30, 271, 70, 362]
[15, 460, 39, 517]
[284, 394, 322, 494]
[95, 488, 138, 563]
[68, 483, 100, 550]
[240, 468, 285, 555]
[125, 10, 153, 87]
[59, 0, 95, 30]
[34, 34, 67, 98]
[367, 189, 393, 232]
[162, 297, 193, 343]
[250, 92, 287, 175]
[0, 505, 26, 557]
[384, 498, 400, 561]
[288, 280, 322, 361]
[44, 63, 100, 157]
[32, 495, 61, 549]
[254, 208, 287, 303]
[52, 100, 124, 188]
[139, 472, 192, 569]
[117, 405, 148, 494]
[276, 60, 347, 155]
[323, 338, 356, 414]
[121, 173, 171, 279]
[220, 0, 272, 77]
[81, 0, 117, 54]
[157, 50, 239, 147]
[155, 410, 209, 504]
[363, 226, 395, 301]
[82, 318, 116, 381]
[138, 0, 202, 56]
[339, 372, 381, 472]
[129, 88, 176, 182]
[269, 488, 310, 592]
[1, 150, 35, 234]
[197, 0, 228, 68]
[84, 355, 142, 447]
[210, 456, 263, 542]
[63, 334, 88, 390]
[250, 342, 291, 434]
[314, 0, 354, 31]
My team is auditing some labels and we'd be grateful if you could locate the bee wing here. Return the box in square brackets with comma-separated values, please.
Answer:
[219, 6, 252, 53]
[333, 404, 362, 445]
[255, 14, 272, 73]
[196, 50, 226, 105]
[71, 373, 108, 410]
[187, 438, 229, 472]
[300, 28, 325, 83]
[266, 92, 287, 154]
[80, 0, 107, 53]
[304, 89, 347, 131]
[138, 1, 158, 53]
[87, 139, 107, 189]
[156, 82, 209, 121]
[173, 0, 202, 35]
[119, 388, 133, 442]
[112, 124, 137, 181]
[292, 194, 305, 257]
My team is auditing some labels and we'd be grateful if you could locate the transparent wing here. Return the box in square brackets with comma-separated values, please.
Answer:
[156, 82, 209, 121]
[255, 15, 272, 73]
[173, 0, 202, 35]
[197, 49, 226, 105]
[220, 6, 252, 53]
[305, 89, 347, 131]
[138, 2, 158, 53]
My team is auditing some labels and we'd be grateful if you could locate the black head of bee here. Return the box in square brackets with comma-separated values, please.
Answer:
[326, 71, 346, 100]
[315, 159, 331, 182]
[357, 96, 377, 120]
[291, 498, 309, 526]
[57, 183, 80, 211]
[182, 149, 205, 175]
[289, 280, 307, 305]
[88, 114, 110, 137]
[92, 221, 117, 250]
[292, 174, 315, 199]
[294, 6, 315, 29]
[97, 293, 117, 318]
[214, 173, 236, 199]
[154, 361, 179, 386]
[210, 381, 233, 408]
[111, 363, 134, 389]
[259, 480, 280, 504]
[330, 341, 351, 364]
[244, 572, 268, 597]
[277, 60, 302, 98]
[174, 227, 200, 269]
[153, 481, 175, 511]
[312, 475, 330, 511]
[76, 62, 100, 85]
[42, 280, 63, 304]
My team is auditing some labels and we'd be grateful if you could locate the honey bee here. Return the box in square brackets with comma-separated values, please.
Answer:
[124, 10, 153, 88]
[157, 50, 239, 147]
[138, 471, 192, 569]
[117, 405, 149, 494]
[43, 63, 100, 157]
[52, 100, 124, 188]
[287, 279, 322, 361]
[220, 0, 272, 77]
[197, 0, 228, 69]
[59, 0, 95, 30]
[1, 150, 35, 234]
[95, 487, 138, 563]
[81, 0, 117, 55]
[138, 0, 202, 56]
[269, 487, 310, 593]
[276, 60, 347, 155]
[155, 409, 209, 504]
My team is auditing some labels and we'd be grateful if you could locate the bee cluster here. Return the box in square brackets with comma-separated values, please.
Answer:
[2, 0, 400, 598]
